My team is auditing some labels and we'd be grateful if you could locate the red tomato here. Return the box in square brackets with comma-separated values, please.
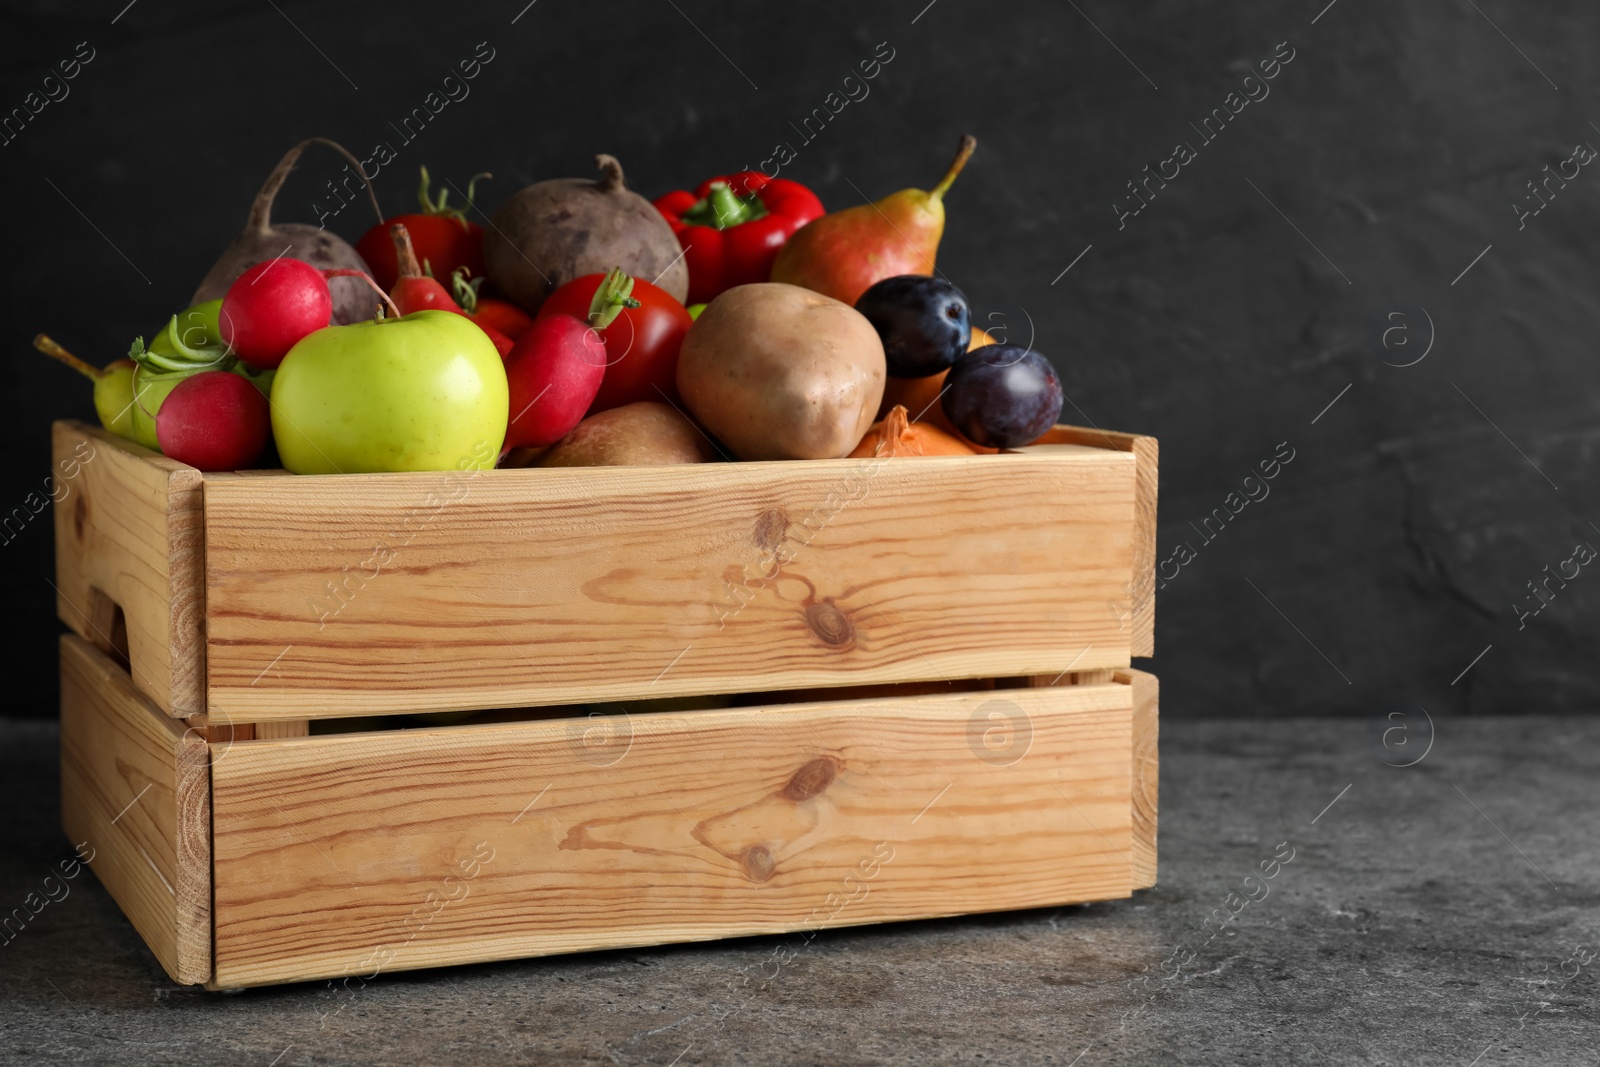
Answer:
[536, 273, 692, 414]
[471, 297, 534, 340]
[356, 214, 485, 293]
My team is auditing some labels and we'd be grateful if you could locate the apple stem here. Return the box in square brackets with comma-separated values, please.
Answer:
[929, 134, 978, 203]
[34, 334, 104, 381]
[323, 268, 402, 321]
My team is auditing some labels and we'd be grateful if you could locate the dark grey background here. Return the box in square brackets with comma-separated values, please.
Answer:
[5, 0, 1597, 719]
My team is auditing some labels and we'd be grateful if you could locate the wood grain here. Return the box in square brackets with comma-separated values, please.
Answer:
[1024, 427, 1157, 658]
[60, 634, 211, 985]
[1127, 669, 1159, 888]
[211, 682, 1138, 988]
[203, 442, 1140, 722]
[53, 421, 205, 716]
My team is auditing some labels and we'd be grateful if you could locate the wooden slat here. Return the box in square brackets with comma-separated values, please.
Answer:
[53, 421, 205, 716]
[1127, 669, 1158, 888]
[203, 444, 1140, 722]
[253, 720, 310, 739]
[211, 682, 1136, 988]
[60, 634, 211, 984]
[1023, 426, 1157, 657]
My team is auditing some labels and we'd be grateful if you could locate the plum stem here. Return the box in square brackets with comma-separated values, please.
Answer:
[33, 335, 104, 381]
[323, 268, 402, 320]
[929, 135, 978, 203]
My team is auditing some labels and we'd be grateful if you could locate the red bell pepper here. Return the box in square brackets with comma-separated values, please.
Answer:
[654, 172, 824, 305]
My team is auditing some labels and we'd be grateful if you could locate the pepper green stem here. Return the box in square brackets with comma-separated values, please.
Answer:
[929, 134, 978, 203]
[33, 334, 104, 381]
[682, 181, 767, 229]
[586, 267, 642, 330]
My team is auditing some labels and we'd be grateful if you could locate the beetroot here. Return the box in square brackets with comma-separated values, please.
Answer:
[155, 371, 271, 471]
[191, 138, 383, 325]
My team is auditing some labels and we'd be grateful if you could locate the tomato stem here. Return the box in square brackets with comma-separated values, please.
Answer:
[586, 267, 641, 330]
[451, 267, 482, 314]
[418, 166, 491, 229]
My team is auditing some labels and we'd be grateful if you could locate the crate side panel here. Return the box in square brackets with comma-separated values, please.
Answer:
[60, 635, 212, 984]
[211, 684, 1134, 987]
[204, 448, 1137, 721]
[1129, 669, 1158, 888]
[1023, 427, 1156, 657]
[53, 421, 205, 716]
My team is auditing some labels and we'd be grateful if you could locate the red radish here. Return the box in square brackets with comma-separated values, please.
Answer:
[503, 267, 637, 449]
[220, 258, 332, 369]
[388, 223, 459, 314]
[389, 224, 514, 357]
[538, 271, 691, 413]
[155, 371, 271, 471]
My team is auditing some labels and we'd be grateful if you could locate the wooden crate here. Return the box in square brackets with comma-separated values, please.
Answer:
[52, 418, 1159, 988]
[61, 635, 1157, 989]
[52, 420, 1154, 723]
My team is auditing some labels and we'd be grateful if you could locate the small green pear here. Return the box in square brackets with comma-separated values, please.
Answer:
[94, 360, 138, 439]
[34, 335, 141, 442]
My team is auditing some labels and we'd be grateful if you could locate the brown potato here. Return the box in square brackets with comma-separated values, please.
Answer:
[536, 402, 715, 467]
[676, 283, 886, 460]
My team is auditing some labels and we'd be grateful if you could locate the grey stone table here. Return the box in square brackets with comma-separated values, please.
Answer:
[2, 715, 1595, 1066]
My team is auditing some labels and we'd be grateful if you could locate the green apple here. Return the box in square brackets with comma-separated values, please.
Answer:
[270, 310, 508, 474]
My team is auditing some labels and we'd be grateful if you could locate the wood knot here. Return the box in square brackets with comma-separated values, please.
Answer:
[804, 602, 854, 648]
[781, 756, 838, 802]
[73, 492, 89, 542]
[753, 507, 789, 552]
[741, 844, 775, 883]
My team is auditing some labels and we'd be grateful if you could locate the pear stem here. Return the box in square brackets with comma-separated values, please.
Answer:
[34, 334, 104, 381]
[929, 134, 978, 203]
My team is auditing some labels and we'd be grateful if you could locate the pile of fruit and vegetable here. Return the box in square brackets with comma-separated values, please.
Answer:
[37, 134, 1064, 473]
